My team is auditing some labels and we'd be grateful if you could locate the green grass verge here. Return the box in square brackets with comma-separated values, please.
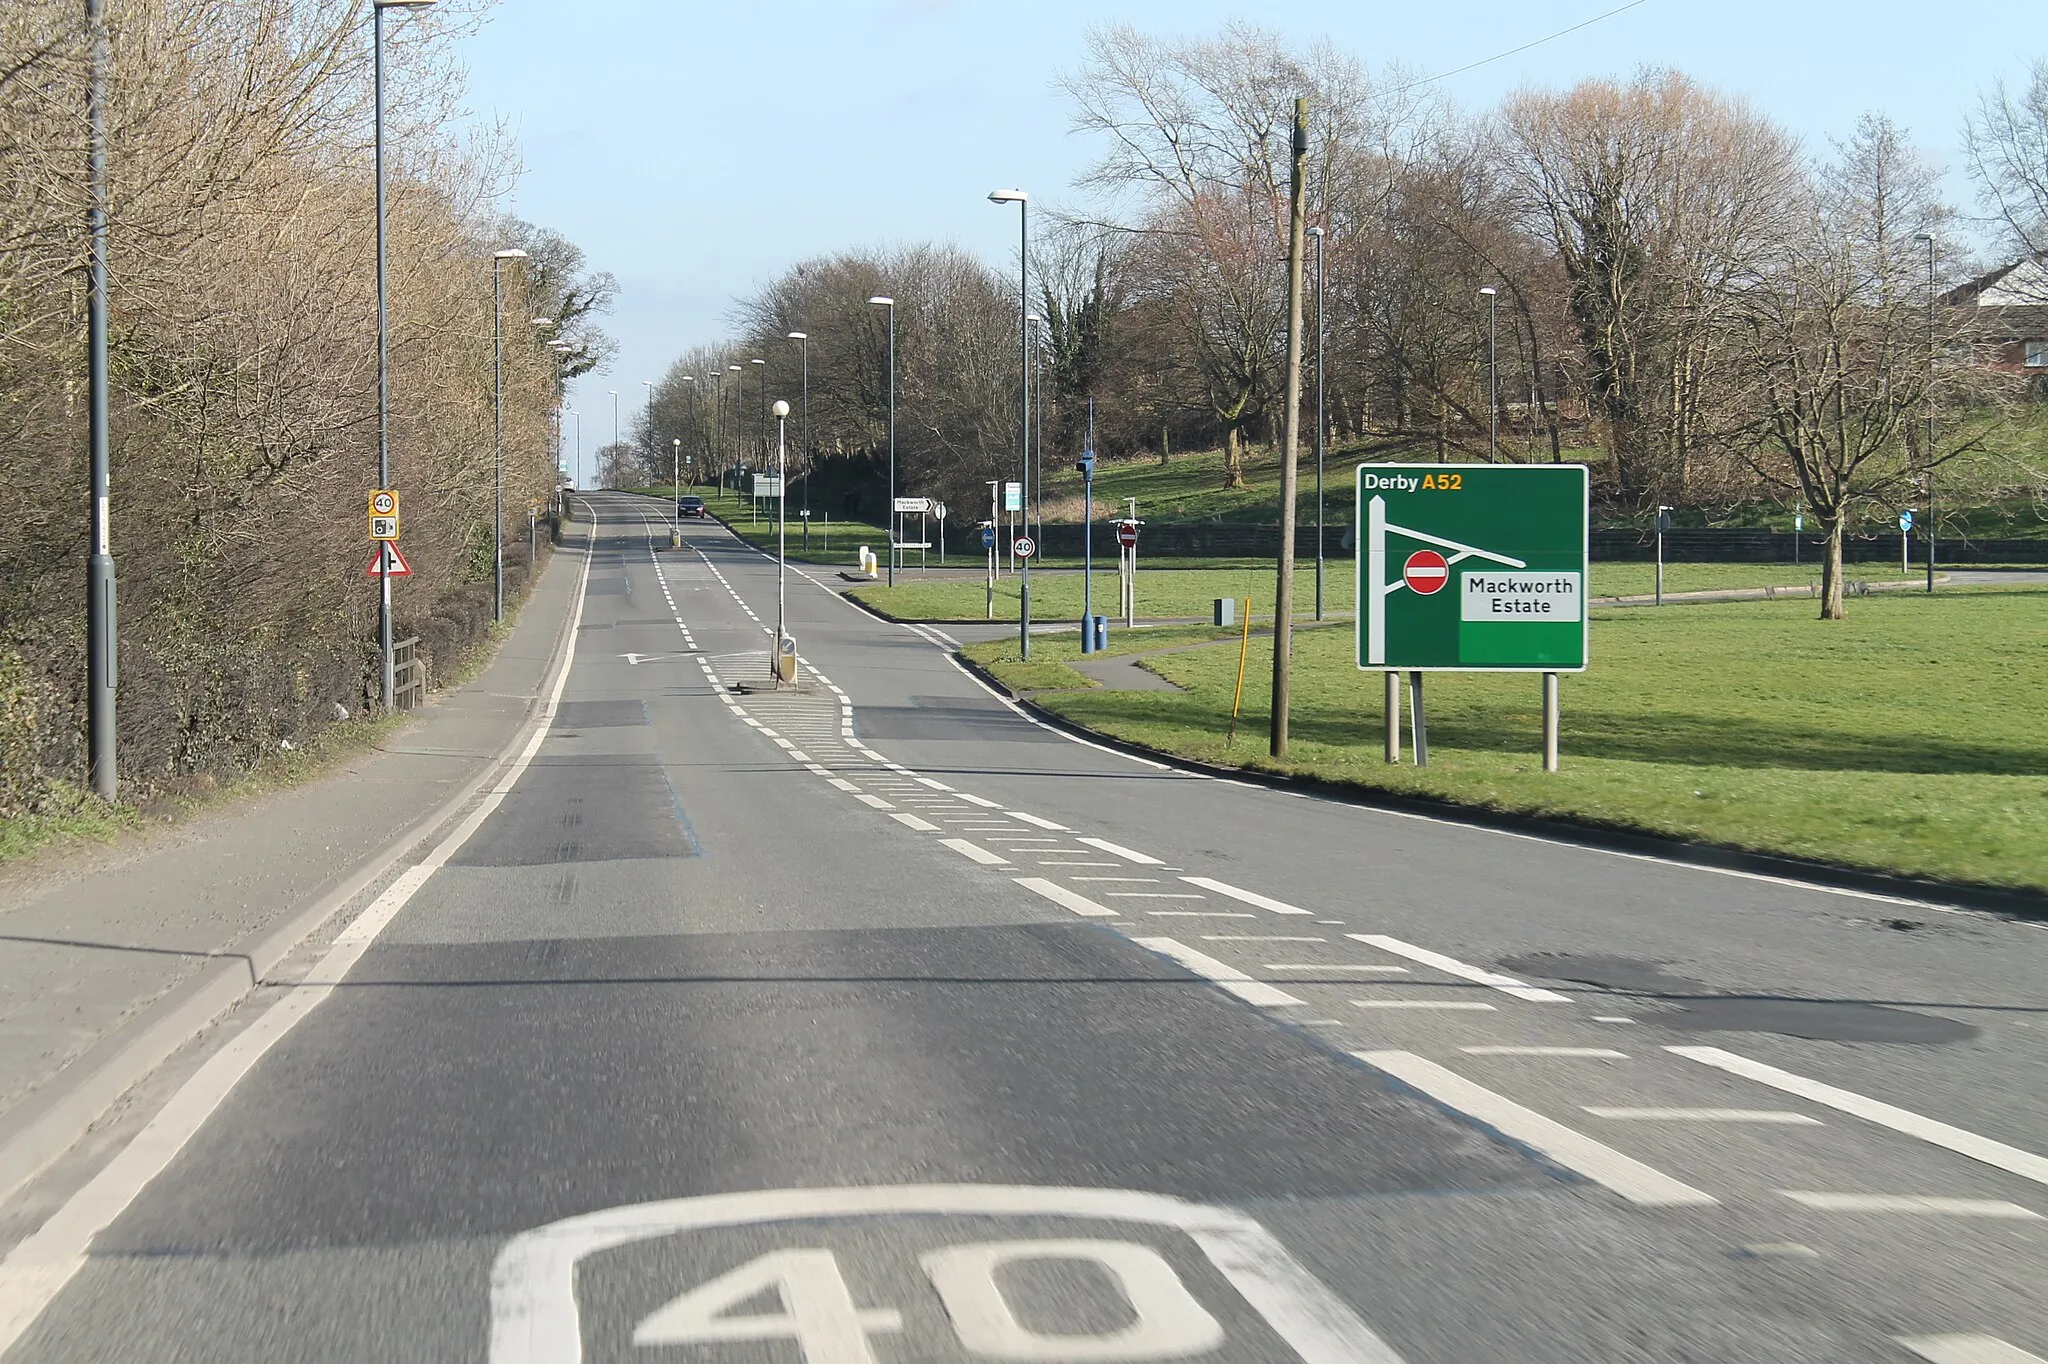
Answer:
[970, 585, 2048, 894]
[851, 563, 1906, 623]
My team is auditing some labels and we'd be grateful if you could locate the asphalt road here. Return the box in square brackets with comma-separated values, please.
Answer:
[4, 491, 2044, 1363]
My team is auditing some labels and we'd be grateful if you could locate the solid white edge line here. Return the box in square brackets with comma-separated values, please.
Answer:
[1347, 934, 1571, 1003]
[1012, 877, 1117, 918]
[1352, 1051, 1717, 1208]
[1779, 1193, 2040, 1218]
[0, 498, 603, 1356]
[1898, 1335, 2048, 1364]
[1667, 1045, 2048, 1187]
[1583, 1109, 1821, 1124]
[1133, 938, 1306, 1008]
[1178, 876, 1312, 915]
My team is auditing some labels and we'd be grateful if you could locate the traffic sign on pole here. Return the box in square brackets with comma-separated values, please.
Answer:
[892, 496, 932, 514]
[1013, 535, 1036, 560]
[980, 525, 996, 551]
[369, 489, 398, 517]
[370, 514, 400, 541]
[1003, 482, 1023, 512]
[365, 542, 412, 578]
[1116, 521, 1138, 548]
[1357, 463, 1588, 672]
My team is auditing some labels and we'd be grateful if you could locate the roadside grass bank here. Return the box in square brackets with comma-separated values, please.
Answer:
[854, 563, 1912, 623]
[963, 586, 2048, 894]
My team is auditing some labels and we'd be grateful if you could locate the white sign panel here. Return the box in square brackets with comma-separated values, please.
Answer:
[893, 496, 931, 513]
[1003, 482, 1023, 512]
[750, 475, 783, 497]
[1460, 571, 1582, 622]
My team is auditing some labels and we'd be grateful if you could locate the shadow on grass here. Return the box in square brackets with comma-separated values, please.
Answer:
[1053, 690, 2048, 778]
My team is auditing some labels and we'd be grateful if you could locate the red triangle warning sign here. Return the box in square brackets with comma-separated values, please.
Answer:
[365, 543, 412, 578]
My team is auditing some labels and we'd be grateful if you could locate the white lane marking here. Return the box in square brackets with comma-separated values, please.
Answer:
[1585, 1109, 1821, 1125]
[941, 839, 1012, 866]
[490, 1182, 1407, 1364]
[828, 778, 861, 792]
[1014, 878, 1117, 917]
[787, 752, 810, 762]
[1667, 1046, 2048, 1188]
[1074, 837, 1165, 866]
[1780, 1194, 2041, 1218]
[1179, 877, 1314, 916]
[1208, 935, 1326, 942]
[0, 498, 605, 1356]
[891, 813, 942, 832]
[1351, 1001, 1497, 1011]
[915, 777, 954, 791]
[1898, 1335, 2048, 1364]
[1071, 877, 1160, 882]
[1264, 964, 1409, 973]
[1346, 934, 1572, 1003]
[1593, 1016, 1634, 1024]
[1352, 1051, 1717, 1207]
[1035, 860, 1119, 867]
[1105, 892, 1207, 899]
[855, 794, 896, 810]
[1150, 911, 1255, 918]
[771, 737, 795, 749]
[1135, 938, 1308, 1008]
[1462, 1047, 1629, 1059]
[1005, 811, 1069, 830]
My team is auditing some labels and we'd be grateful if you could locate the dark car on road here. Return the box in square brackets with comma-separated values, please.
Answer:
[677, 495, 707, 519]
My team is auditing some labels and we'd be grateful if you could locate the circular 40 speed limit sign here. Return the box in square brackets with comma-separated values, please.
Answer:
[1013, 536, 1036, 560]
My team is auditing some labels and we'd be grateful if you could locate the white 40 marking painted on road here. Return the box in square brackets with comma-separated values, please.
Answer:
[489, 1184, 1407, 1364]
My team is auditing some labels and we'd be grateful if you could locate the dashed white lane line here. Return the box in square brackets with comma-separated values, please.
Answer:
[1779, 1194, 2041, 1219]
[1353, 1051, 1718, 1208]
[1352, 1000, 1497, 1011]
[1106, 892, 1206, 899]
[1208, 934, 1326, 942]
[1006, 811, 1069, 830]
[1462, 1047, 1629, 1059]
[1585, 1108, 1821, 1125]
[1074, 837, 1165, 866]
[1898, 1335, 2048, 1364]
[891, 813, 942, 832]
[955, 792, 1001, 809]
[1178, 877, 1313, 915]
[1135, 938, 1307, 1009]
[1668, 1046, 2048, 1188]
[1150, 911, 1255, 918]
[1014, 877, 1117, 918]
[1264, 963, 1409, 974]
[941, 839, 1012, 866]
[1346, 934, 1572, 1003]
[855, 794, 896, 810]
[915, 777, 954, 790]
[827, 778, 861, 792]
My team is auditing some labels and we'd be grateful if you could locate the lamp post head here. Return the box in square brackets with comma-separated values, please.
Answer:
[772, 400, 790, 419]
[1307, 226, 1323, 240]
[787, 331, 807, 341]
[867, 296, 894, 307]
[673, 438, 680, 447]
[531, 316, 552, 327]
[988, 189, 1028, 204]
[1479, 287, 1497, 297]
[750, 358, 765, 366]
[493, 248, 528, 260]
[728, 364, 741, 372]
[373, 0, 437, 8]
[681, 374, 694, 382]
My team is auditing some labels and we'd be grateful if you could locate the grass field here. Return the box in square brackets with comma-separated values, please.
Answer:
[851, 563, 1911, 622]
[963, 585, 2048, 893]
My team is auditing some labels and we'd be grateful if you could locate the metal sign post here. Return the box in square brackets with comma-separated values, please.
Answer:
[1654, 505, 1672, 606]
[1899, 509, 1914, 576]
[1015, 534, 1036, 660]
[1116, 519, 1140, 627]
[1357, 463, 1588, 769]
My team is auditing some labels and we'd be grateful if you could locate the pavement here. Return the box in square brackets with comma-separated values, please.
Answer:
[0, 491, 2043, 1362]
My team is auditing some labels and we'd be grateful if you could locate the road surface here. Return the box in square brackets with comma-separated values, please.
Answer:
[3, 492, 2043, 1363]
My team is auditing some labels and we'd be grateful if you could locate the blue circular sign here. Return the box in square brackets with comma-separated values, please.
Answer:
[980, 526, 996, 550]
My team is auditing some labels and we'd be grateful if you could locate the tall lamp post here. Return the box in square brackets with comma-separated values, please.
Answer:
[607, 389, 620, 488]
[787, 332, 810, 542]
[1028, 312, 1045, 542]
[85, 0, 116, 796]
[868, 296, 896, 586]
[490, 249, 527, 624]
[773, 398, 792, 681]
[1308, 225, 1325, 621]
[1916, 232, 1936, 594]
[373, 0, 439, 710]
[989, 188, 1032, 659]
[727, 363, 743, 484]
[566, 409, 580, 492]
[1480, 285, 1499, 461]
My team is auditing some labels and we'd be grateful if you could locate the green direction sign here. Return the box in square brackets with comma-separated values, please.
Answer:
[1356, 463, 1589, 673]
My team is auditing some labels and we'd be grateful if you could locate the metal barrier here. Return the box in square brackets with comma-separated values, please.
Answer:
[393, 636, 429, 711]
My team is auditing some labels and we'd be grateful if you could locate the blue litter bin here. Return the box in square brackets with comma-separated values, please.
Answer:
[1090, 615, 1108, 653]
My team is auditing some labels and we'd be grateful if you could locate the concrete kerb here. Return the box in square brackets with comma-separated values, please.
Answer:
[945, 652, 2048, 927]
[0, 532, 589, 1207]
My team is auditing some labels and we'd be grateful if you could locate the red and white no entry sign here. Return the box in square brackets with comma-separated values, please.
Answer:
[1403, 549, 1449, 595]
[1117, 522, 1138, 547]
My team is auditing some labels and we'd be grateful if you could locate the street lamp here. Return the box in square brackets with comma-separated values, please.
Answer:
[1479, 286, 1499, 462]
[607, 389, 620, 488]
[1916, 232, 1937, 594]
[566, 409, 580, 492]
[989, 188, 1032, 659]
[868, 296, 896, 586]
[491, 247, 528, 624]
[373, 0, 439, 711]
[728, 363, 744, 486]
[773, 397, 792, 682]
[749, 357, 766, 467]
[788, 332, 810, 544]
[86, 0, 115, 795]
[1027, 312, 1045, 542]
[1309, 225, 1325, 621]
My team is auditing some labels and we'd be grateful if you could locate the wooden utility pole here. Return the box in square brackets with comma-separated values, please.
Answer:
[1271, 97, 1309, 758]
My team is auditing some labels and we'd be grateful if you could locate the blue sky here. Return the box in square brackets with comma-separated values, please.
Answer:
[456, 0, 2031, 436]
